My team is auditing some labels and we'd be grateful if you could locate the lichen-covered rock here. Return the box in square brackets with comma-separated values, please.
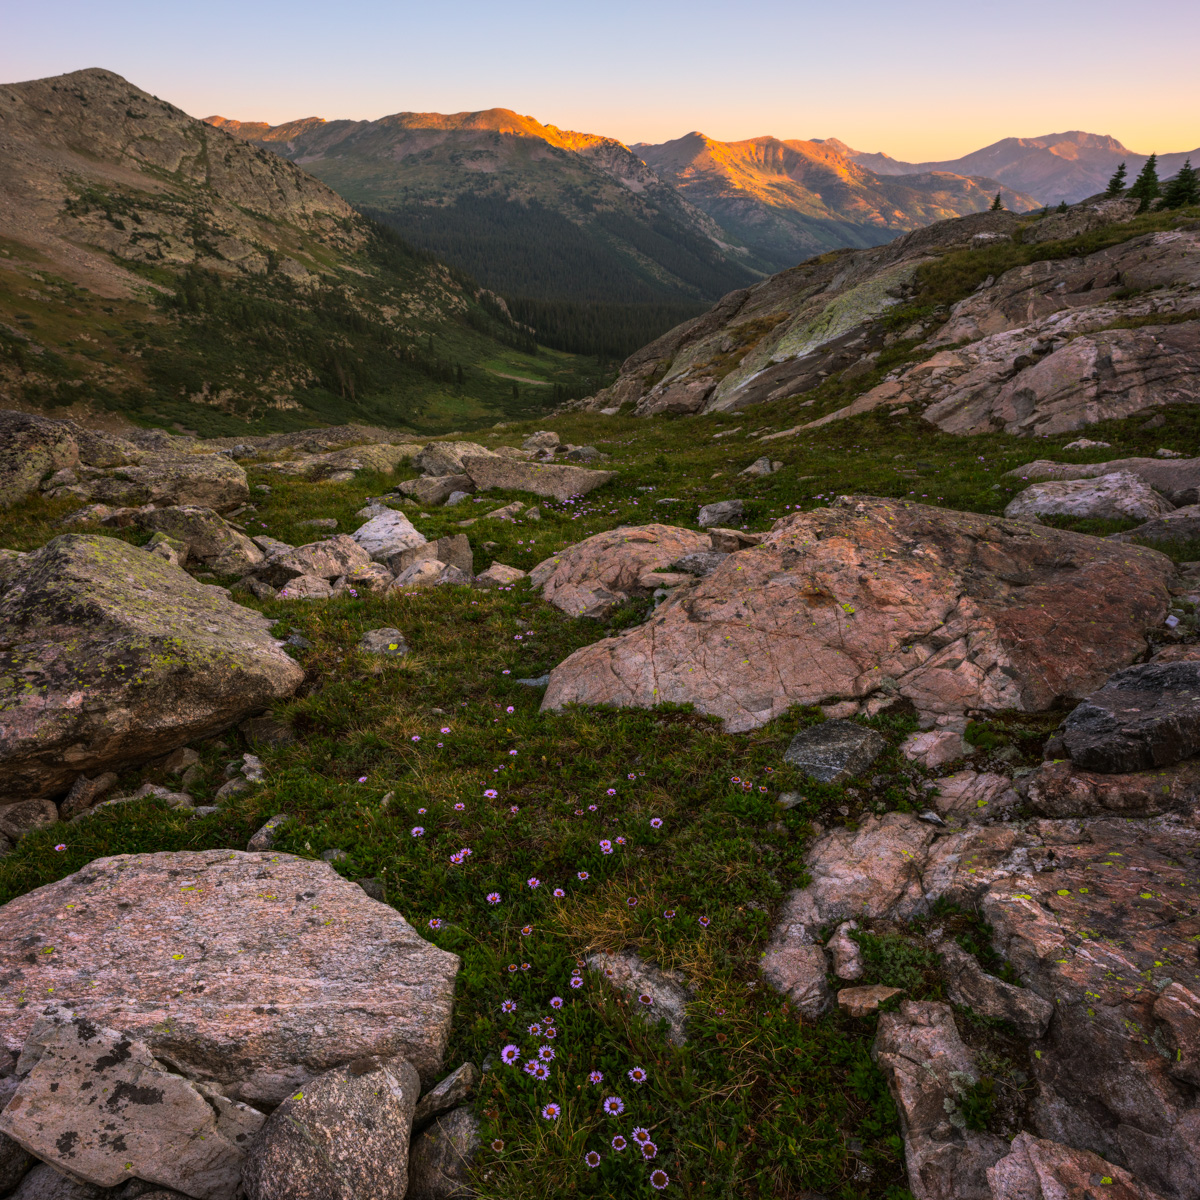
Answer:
[1022, 757, 1200, 818]
[83, 455, 248, 512]
[530, 525, 710, 618]
[473, 563, 526, 588]
[407, 1106, 481, 1200]
[542, 497, 1174, 732]
[134, 506, 264, 573]
[838, 985, 903, 1016]
[461, 455, 614, 502]
[240, 1057, 420, 1200]
[987, 1132, 1168, 1200]
[0, 535, 303, 797]
[0, 851, 460, 1107]
[0, 410, 79, 508]
[872, 1001, 1009, 1200]
[0, 1010, 260, 1200]
[1005, 457, 1200, 506]
[936, 941, 1053, 1038]
[932, 770, 1019, 823]
[1004, 472, 1175, 522]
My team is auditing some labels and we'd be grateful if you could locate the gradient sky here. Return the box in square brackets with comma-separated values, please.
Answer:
[4, 0, 1198, 161]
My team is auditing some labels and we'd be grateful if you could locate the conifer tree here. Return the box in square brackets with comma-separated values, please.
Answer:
[1105, 162, 1127, 197]
[990, 192, 1003, 211]
[1162, 159, 1200, 209]
[1129, 154, 1160, 212]
[1057, 200, 1069, 213]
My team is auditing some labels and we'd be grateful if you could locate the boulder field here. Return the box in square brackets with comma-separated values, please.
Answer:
[540, 497, 1175, 731]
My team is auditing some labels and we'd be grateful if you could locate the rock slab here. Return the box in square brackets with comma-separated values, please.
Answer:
[542, 498, 1174, 732]
[0, 851, 460, 1108]
[0, 1010, 258, 1199]
[407, 1106, 481, 1200]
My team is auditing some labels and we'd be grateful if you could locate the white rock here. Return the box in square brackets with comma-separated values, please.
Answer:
[352, 509, 427, 569]
[1004, 471, 1175, 522]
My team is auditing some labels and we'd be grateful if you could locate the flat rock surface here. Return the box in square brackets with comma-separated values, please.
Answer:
[1023, 757, 1200, 818]
[1061, 661, 1200, 772]
[529, 524, 710, 617]
[84, 455, 249, 513]
[461, 454, 614, 502]
[542, 497, 1174, 732]
[988, 1132, 1168, 1200]
[0, 1011, 256, 1199]
[240, 1058, 419, 1200]
[1005, 457, 1200, 506]
[1112, 503, 1200, 544]
[0, 535, 302, 797]
[0, 851, 460, 1108]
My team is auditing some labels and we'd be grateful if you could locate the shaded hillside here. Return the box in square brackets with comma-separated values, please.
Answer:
[0, 70, 599, 437]
[836, 131, 1200, 205]
[208, 109, 759, 358]
[634, 133, 1038, 273]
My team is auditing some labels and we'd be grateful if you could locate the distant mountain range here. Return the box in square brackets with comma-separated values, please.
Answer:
[829, 131, 1200, 205]
[207, 110, 1040, 353]
[634, 133, 1036, 272]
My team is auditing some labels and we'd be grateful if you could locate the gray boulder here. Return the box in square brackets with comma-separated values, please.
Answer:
[407, 1107, 481, 1200]
[414, 442, 495, 477]
[240, 1057, 420, 1200]
[351, 508, 427, 571]
[0, 536, 302, 798]
[359, 628, 409, 656]
[784, 720, 886, 784]
[1060, 661, 1200, 772]
[133, 507, 264, 574]
[0, 411, 79, 508]
[0, 798, 59, 842]
[259, 535, 372, 587]
[5, 1162, 112, 1198]
[697, 499, 744, 527]
[586, 951, 691, 1045]
[0, 1010, 261, 1200]
[1110, 503, 1200, 545]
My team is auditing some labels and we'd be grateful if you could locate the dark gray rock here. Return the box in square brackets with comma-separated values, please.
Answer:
[1060, 661, 1200, 772]
[240, 1057, 420, 1200]
[1110, 503, 1200, 545]
[406, 1106, 481, 1200]
[6, 1162, 111, 1199]
[413, 1062, 480, 1132]
[0, 798, 59, 842]
[670, 551, 729, 577]
[697, 499, 745, 528]
[435, 535, 474, 577]
[0, 1129, 34, 1195]
[784, 720, 886, 784]
[937, 941, 1053, 1039]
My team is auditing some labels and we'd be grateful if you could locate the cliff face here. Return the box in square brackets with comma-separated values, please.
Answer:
[636, 133, 1040, 272]
[576, 200, 1200, 437]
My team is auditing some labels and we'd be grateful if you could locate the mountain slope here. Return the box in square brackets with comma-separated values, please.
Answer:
[633, 133, 1039, 273]
[207, 109, 760, 357]
[0, 70, 596, 435]
[834, 132, 1200, 205]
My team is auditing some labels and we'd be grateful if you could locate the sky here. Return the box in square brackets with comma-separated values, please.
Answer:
[4, 0, 1198, 161]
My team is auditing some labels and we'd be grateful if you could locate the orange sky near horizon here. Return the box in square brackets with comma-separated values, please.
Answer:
[4, 0, 1199, 162]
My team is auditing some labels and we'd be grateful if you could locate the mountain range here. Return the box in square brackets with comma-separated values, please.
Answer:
[833, 131, 1200, 205]
[0, 69, 597, 436]
[207, 109, 1041, 354]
